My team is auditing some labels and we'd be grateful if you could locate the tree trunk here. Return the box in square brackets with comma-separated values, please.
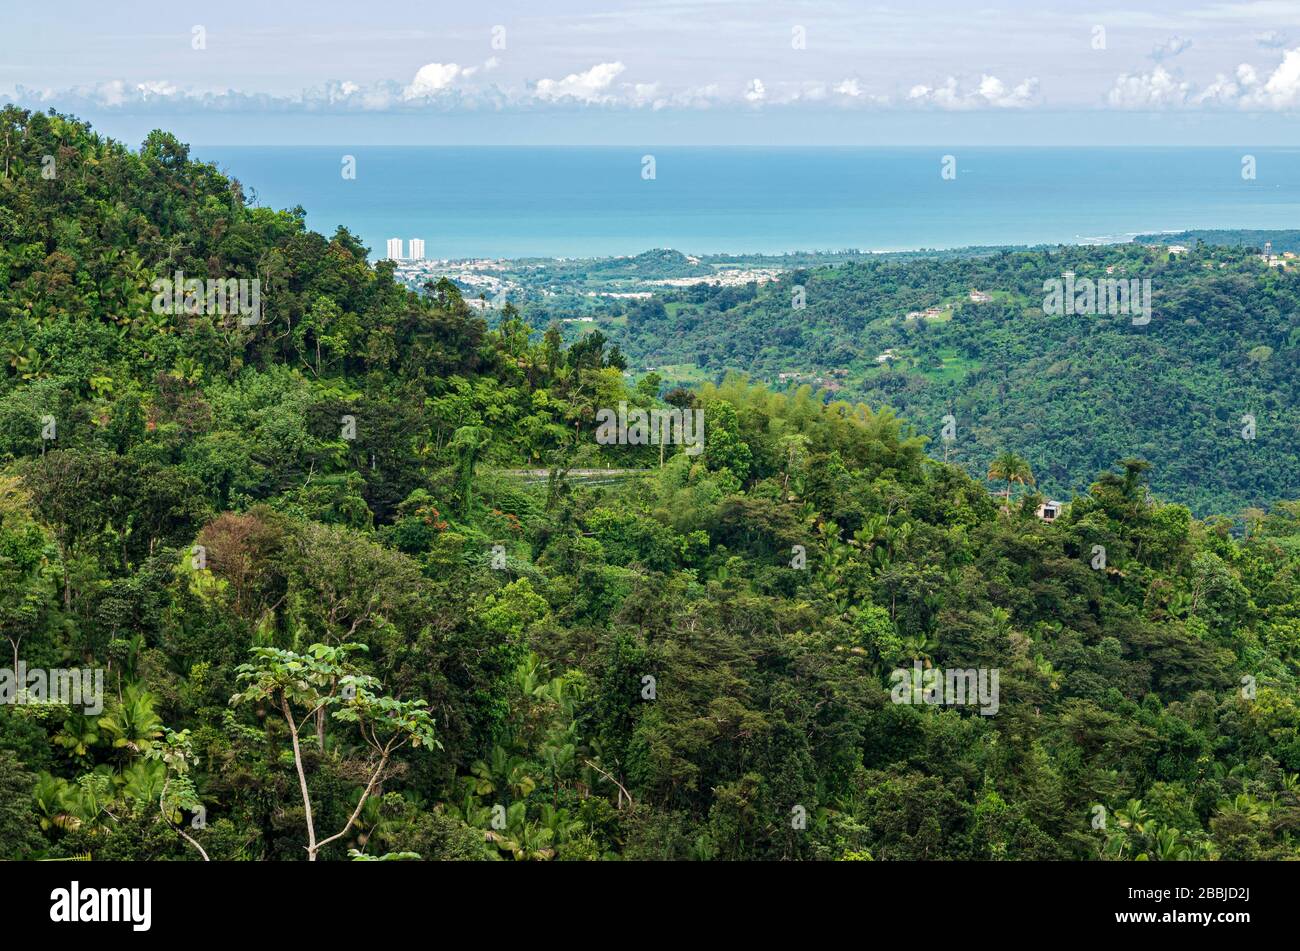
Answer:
[282, 697, 317, 861]
[311, 754, 391, 860]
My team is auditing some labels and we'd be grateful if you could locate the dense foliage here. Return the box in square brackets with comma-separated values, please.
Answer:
[606, 240, 1300, 517]
[1, 108, 1297, 861]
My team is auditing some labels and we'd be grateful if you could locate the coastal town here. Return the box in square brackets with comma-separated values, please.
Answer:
[383, 241, 788, 310]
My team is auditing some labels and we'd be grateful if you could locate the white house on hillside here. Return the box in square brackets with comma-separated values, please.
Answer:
[1036, 500, 1063, 522]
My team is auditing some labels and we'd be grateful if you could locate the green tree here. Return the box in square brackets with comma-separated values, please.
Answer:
[230, 643, 438, 861]
[987, 450, 1033, 507]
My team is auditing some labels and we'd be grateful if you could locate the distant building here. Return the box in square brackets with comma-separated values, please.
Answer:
[1036, 500, 1063, 522]
[1166, 245, 1189, 256]
[968, 290, 992, 303]
[409, 238, 425, 260]
[386, 238, 403, 260]
[1260, 249, 1296, 268]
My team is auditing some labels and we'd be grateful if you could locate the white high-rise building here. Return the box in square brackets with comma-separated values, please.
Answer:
[409, 238, 425, 260]
[386, 238, 403, 260]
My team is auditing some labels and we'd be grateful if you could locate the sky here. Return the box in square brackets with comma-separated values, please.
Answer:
[7, 1, 1300, 144]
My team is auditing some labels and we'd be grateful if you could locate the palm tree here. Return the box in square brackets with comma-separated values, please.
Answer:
[1011, 462, 1036, 500]
[97, 684, 164, 757]
[1215, 793, 1268, 823]
[1279, 772, 1300, 806]
[1144, 824, 1190, 861]
[987, 451, 1034, 507]
[32, 774, 85, 833]
[53, 712, 101, 763]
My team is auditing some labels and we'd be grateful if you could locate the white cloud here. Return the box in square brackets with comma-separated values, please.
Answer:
[629, 82, 660, 107]
[908, 74, 1038, 109]
[653, 83, 724, 109]
[1253, 47, 1300, 107]
[404, 63, 463, 99]
[829, 78, 889, 106]
[80, 79, 182, 106]
[42, 45, 1300, 116]
[799, 82, 828, 102]
[135, 80, 179, 100]
[92, 80, 128, 107]
[1257, 31, 1289, 49]
[1152, 36, 1193, 61]
[533, 62, 625, 103]
[316, 80, 363, 105]
[1107, 67, 1192, 108]
[1196, 65, 1253, 106]
[977, 75, 1038, 107]
[1111, 48, 1300, 110]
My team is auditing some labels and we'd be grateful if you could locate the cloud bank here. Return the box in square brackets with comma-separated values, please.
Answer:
[11, 47, 1300, 116]
[1109, 49, 1300, 110]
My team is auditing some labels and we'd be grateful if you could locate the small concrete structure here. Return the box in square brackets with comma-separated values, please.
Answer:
[1036, 499, 1063, 522]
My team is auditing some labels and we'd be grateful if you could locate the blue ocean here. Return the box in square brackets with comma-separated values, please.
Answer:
[190, 146, 1300, 260]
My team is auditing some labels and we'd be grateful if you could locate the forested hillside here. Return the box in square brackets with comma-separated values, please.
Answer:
[606, 241, 1300, 517]
[1, 107, 1298, 862]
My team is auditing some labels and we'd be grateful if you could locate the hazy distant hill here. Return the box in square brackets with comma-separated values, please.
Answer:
[1134, 229, 1300, 253]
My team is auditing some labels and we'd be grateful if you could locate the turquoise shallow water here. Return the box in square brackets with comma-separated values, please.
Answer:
[191, 146, 1300, 260]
